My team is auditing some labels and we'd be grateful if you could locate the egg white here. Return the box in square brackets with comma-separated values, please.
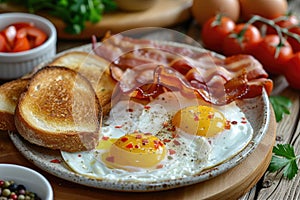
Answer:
[61, 91, 253, 182]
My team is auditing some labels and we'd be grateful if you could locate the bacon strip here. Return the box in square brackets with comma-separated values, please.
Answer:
[92, 35, 273, 105]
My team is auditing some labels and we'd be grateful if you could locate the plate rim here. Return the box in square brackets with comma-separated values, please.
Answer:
[9, 42, 271, 192]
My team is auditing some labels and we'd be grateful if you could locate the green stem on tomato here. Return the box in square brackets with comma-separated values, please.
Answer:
[211, 13, 224, 27]
[240, 15, 300, 58]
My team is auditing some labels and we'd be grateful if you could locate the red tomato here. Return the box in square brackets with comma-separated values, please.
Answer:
[201, 15, 235, 53]
[266, 15, 299, 35]
[17, 27, 47, 48]
[222, 23, 261, 56]
[2, 25, 17, 47]
[287, 26, 300, 52]
[10, 22, 33, 30]
[0, 22, 47, 53]
[0, 34, 7, 52]
[12, 37, 30, 52]
[285, 52, 300, 89]
[252, 35, 293, 75]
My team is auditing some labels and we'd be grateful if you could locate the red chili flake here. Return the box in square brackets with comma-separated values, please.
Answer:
[126, 143, 134, 149]
[156, 164, 164, 169]
[153, 140, 159, 144]
[169, 149, 176, 155]
[102, 136, 109, 141]
[127, 108, 134, 112]
[50, 159, 61, 163]
[208, 113, 214, 119]
[135, 145, 140, 149]
[135, 134, 142, 139]
[163, 139, 171, 143]
[159, 141, 164, 147]
[162, 121, 169, 127]
[78, 154, 82, 157]
[194, 114, 199, 121]
[172, 133, 180, 138]
[167, 126, 176, 131]
[106, 156, 114, 163]
[241, 121, 247, 124]
[121, 137, 128, 142]
[231, 121, 238, 125]
[173, 140, 181, 146]
[225, 120, 231, 129]
[144, 105, 151, 110]
[241, 117, 246, 120]
[115, 125, 123, 128]
[142, 139, 149, 145]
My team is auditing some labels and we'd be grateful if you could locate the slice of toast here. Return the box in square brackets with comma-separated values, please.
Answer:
[14, 66, 102, 152]
[48, 51, 116, 116]
[0, 78, 29, 131]
[0, 51, 116, 132]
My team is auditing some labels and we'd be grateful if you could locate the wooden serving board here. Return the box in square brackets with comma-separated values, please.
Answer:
[0, 108, 276, 200]
[0, 0, 192, 40]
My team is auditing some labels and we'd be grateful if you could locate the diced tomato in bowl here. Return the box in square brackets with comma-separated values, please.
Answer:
[0, 13, 57, 80]
[0, 22, 48, 53]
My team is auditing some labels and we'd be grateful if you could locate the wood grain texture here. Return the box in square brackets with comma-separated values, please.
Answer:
[239, 87, 300, 200]
[0, 0, 192, 40]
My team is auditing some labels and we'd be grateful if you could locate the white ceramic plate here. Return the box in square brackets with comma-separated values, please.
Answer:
[9, 43, 271, 192]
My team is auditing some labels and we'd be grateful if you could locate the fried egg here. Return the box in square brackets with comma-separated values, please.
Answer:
[61, 91, 253, 182]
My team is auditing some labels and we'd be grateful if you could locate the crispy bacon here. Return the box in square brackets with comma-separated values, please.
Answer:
[92, 34, 273, 105]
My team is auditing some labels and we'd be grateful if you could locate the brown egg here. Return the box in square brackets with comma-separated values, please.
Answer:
[239, 0, 288, 20]
[191, 0, 240, 26]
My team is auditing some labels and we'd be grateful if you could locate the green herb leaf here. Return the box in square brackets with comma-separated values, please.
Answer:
[269, 96, 292, 122]
[268, 144, 299, 180]
[0, 0, 117, 34]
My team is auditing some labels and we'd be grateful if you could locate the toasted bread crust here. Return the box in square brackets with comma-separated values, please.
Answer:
[49, 51, 116, 116]
[0, 78, 29, 131]
[14, 67, 102, 152]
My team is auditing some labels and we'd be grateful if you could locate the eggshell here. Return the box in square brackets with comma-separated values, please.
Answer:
[191, 0, 240, 26]
[239, 0, 288, 20]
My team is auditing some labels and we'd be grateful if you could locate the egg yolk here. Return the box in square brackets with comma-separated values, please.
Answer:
[102, 133, 166, 170]
[172, 105, 226, 137]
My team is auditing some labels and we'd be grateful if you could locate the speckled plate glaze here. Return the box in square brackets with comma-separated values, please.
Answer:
[9, 42, 271, 192]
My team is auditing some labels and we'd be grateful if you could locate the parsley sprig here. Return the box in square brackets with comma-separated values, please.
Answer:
[268, 96, 299, 179]
[270, 95, 292, 122]
[268, 144, 299, 180]
[0, 0, 117, 34]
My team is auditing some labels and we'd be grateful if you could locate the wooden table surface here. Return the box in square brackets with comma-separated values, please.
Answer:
[1, 1, 300, 199]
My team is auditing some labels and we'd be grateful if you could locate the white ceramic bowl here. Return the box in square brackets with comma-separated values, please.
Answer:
[0, 164, 53, 200]
[0, 12, 57, 80]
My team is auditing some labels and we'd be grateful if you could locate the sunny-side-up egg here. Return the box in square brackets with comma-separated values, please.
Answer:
[61, 91, 253, 182]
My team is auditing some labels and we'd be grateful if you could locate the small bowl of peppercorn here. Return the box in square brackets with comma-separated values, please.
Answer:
[0, 164, 53, 200]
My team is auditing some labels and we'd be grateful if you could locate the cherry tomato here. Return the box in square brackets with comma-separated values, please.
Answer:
[252, 35, 293, 75]
[285, 52, 300, 89]
[201, 15, 235, 53]
[287, 26, 300, 52]
[0, 34, 7, 52]
[266, 15, 299, 35]
[222, 23, 261, 56]
[12, 37, 30, 52]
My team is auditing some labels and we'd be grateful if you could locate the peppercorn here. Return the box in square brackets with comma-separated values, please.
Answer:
[0, 180, 41, 200]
